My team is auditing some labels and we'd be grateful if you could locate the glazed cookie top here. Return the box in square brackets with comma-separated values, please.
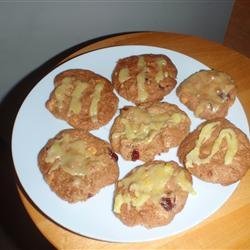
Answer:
[39, 129, 119, 177]
[185, 120, 237, 168]
[112, 54, 177, 105]
[114, 161, 194, 214]
[109, 102, 190, 161]
[178, 118, 250, 185]
[38, 129, 119, 202]
[46, 69, 118, 130]
[176, 69, 236, 119]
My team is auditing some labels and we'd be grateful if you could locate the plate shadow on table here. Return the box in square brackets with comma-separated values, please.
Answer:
[0, 32, 135, 250]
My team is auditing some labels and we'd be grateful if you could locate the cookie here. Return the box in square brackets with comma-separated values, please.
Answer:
[176, 69, 236, 119]
[112, 54, 177, 105]
[46, 69, 118, 130]
[113, 161, 194, 228]
[178, 118, 250, 185]
[109, 102, 190, 162]
[38, 129, 119, 202]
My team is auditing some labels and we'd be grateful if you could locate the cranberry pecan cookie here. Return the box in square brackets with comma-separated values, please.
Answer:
[112, 54, 177, 105]
[113, 161, 194, 228]
[38, 129, 119, 202]
[46, 69, 118, 130]
[178, 118, 250, 185]
[176, 69, 236, 119]
[109, 102, 190, 162]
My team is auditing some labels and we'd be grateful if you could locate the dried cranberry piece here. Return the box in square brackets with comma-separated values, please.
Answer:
[217, 90, 229, 101]
[108, 149, 118, 162]
[87, 193, 93, 198]
[122, 106, 129, 111]
[131, 149, 139, 161]
[160, 197, 174, 211]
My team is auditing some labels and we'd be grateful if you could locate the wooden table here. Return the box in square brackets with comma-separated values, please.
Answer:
[17, 32, 250, 249]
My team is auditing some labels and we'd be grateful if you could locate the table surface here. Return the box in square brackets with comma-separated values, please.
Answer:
[17, 32, 250, 249]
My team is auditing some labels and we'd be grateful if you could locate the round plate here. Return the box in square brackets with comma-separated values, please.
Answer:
[12, 45, 250, 242]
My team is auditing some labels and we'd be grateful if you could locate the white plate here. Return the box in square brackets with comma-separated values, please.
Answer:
[12, 45, 250, 243]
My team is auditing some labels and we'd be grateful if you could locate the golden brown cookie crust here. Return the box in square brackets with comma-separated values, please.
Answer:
[112, 54, 177, 105]
[113, 161, 193, 228]
[178, 118, 250, 185]
[46, 69, 118, 130]
[38, 129, 119, 202]
[109, 102, 190, 162]
[176, 69, 237, 119]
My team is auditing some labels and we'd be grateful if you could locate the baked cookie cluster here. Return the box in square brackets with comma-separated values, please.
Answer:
[38, 52, 250, 229]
